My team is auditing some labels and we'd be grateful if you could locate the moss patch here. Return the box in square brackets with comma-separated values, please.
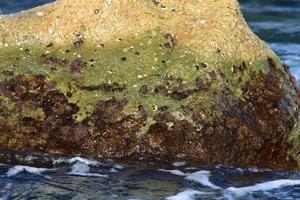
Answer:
[0, 30, 273, 126]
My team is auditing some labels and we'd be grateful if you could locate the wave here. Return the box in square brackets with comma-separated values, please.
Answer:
[172, 162, 186, 167]
[185, 171, 221, 190]
[225, 179, 300, 197]
[52, 156, 103, 167]
[159, 169, 221, 190]
[109, 164, 124, 173]
[6, 165, 48, 177]
[158, 169, 187, 176]
[166, 189, 207, 200]
[68, 162, 108, 178]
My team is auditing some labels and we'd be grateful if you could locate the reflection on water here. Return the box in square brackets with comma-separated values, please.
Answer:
[0, 0, 300, 199]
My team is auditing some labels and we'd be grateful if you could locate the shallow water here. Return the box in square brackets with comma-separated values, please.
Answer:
[2, 152, 300, 200]
[1, 0, 300, 199]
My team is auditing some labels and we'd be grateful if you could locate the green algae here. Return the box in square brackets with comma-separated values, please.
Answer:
[0, 30, 274, 134]
[289, 120, 300, 167]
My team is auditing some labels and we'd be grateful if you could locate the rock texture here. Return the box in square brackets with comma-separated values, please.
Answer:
[0, 0, 299, 169]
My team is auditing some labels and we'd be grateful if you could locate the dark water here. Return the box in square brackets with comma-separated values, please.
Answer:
[240, 0, 300, 82]
[1, 1, 300, 199]
[1, 152, 300, 200]
[0, 0, 53, 14]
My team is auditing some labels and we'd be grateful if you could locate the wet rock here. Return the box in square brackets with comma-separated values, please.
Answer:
[204, 127, 214, 135]
[0, 75, 46, 100]
[62, 124, 89, 145]
[154, 112, 175, 123]
[169, 89, 194, 100]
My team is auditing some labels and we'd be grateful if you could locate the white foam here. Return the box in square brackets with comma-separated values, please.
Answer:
[24, 156, 35, 161]
[53, 156, 102, 166]
[166, 189, 205, 200]
[110, 164, 124, 173]
[159, 169, 187, 176]
[6, 166, 48, 177]
[68, 162, 108, 178]
[113, 164, 124, 170]
[128, 199, 143, 200]
[185, 171, 221, 190]
[158, 169, 220, 190]
[185, 167, 199, 170]
[173, 162, 186, 167]
[109, 168, 119, 173]
[225, 179, 300, 196]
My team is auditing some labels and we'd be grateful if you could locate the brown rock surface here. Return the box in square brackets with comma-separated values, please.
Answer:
[0, 0, 299, 169]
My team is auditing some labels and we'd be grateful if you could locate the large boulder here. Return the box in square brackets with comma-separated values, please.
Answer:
[0, 0, 299, 169]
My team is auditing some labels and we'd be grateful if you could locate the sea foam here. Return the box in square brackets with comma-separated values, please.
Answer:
[158, 169, 187, 176]
[159, 169, 221, 190]
[110, 164, 125, 173]
[186, 171, 221, 190]
[6, 165, 48, 177]
[166, 189, 206, 200]
[172, 162, 186, 167]
[53, 156, 102, 166]
[68, 162, 108, 178]
[225, 179, 300, 196]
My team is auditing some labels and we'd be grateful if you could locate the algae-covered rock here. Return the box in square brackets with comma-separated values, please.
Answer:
[0, 0, 299, 169]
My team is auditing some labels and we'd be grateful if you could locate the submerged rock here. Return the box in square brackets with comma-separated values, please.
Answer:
[0, 0, 299, 169]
